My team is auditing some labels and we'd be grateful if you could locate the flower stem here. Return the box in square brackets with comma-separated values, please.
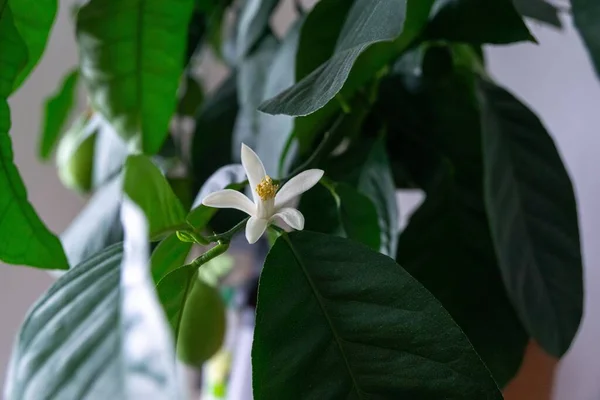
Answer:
[204, 217, 250, 244]
[186, 241, 230, 269]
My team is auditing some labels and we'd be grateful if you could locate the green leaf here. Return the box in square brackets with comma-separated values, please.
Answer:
[253, 231, 503, 399]
[187, 164, 246, 229]
[571, 0, 600, 79]
[358, 139, 399, 256]
[92, 116, 130, 188]
[151, 232, 192, 284]
[191, 73, 238, 192]
[379, 48, 528, 386]
[426, 0, 535, 44]
[76, 0, 195, 154]
[260, 0, 434, 117]
[123, 154, 187, 239]
[0, 3, 67, 270]
[5, 208, 182, 399]
[236, 0, 278, 60]
[478, 79, 583, 357]
[512, 0, 562, 28]
[39, 69, 79, 159]
[61, 175, 123, 268]
[300, 182, 380, 251]
[9, 0, 57, 90]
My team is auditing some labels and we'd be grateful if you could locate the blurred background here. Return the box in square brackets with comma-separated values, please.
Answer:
[1, 1, 600, 398]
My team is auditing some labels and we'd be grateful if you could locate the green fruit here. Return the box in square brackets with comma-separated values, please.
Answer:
[177, 276, 226, 366]
[56, 115, 96, 193]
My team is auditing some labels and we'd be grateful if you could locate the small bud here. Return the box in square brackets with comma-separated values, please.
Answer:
[176, 230, 196, 243]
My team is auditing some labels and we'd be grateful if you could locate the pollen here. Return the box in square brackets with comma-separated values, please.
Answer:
[256, 175, 278, 201]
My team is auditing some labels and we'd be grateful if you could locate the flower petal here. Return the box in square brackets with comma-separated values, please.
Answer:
[275, 169, 324, 208]
[202, 189, 255, 216]
[241, 143, 266, 203]
[271, 208, 305, 231]
[245, 217, 268, 244]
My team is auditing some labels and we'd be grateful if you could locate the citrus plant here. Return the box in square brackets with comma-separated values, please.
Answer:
[1, 0, 594, 398]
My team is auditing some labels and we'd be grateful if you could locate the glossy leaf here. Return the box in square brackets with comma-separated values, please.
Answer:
[358, 139, 399, 256]
[236, 0, 278, 60]
[5, 202, 181, 400]
[512, 0, 562, 28]
[571, 0, 600, 79]
[0, 3, 67, 270]
[478, 79, 583, 357]
[39, 69, 79, 159]
[260, 0, 433, 117]
[9, 0, 57, 90]
[151, 232, 192, 284]
[76, 0, 195, 154]
[426, 0, 535, 44]
[300, 182, 380, 251]
[253, 231, 503, 399]
[61, 175, 123, 268]
[123, 155, 187, 239]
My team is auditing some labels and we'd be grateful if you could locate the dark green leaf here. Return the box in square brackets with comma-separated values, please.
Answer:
[61, 175, 123, 268]
[260, 0, 434, 117]
[253, 231, 503, 399]
[123, 155, 187, 239]
[9, 0, 57, 90]
[0, 3, 67, 270]
[187, 164, 246, 229]
[426, 0, 535, 44]
[192, 73, 238, 192]
[39, 69, 79, 159]
[571, 0, 600, 79]
[380, 48, 528, 386]
[177, 75, 204, 117]
[358, 139, 399, 256]
[300, 182, 380, 251]
[236, 0, 278, 60]
[512, 0, 562, 28]
[76, 0, 195, 154]
[478, 79, 583, 357]
[6, 230, 181, 398]
[151, 232, 192, 283]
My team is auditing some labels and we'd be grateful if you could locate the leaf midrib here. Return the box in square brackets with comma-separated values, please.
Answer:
[281, 233, 364, 399]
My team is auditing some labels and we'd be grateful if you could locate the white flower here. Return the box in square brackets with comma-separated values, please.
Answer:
[202, 144, 324, 244]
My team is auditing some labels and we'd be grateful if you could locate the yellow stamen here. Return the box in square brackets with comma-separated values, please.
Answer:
[256, 175, 278, 201]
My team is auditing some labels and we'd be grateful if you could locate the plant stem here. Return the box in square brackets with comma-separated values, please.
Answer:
[186, 240, 230, 269]
[204, 217, 249, 243]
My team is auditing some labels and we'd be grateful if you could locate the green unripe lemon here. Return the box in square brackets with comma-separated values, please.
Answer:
[177, 276, 226, 366]
[56, 115, 96, 193]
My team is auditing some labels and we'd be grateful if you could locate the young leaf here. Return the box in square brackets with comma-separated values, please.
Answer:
[478, 79, 583, 357]
[151, 232, 192, 284]
[76, 0, 195, 154]
[571, 0, 600, 79]
[123, 155, 187, 239]
[426, 0, 535, 44]
[9, 0, 58, 90]
[512, 0, 562, 28]
[39, 69, 79, 159]
[0, 3, 67, 270]
[61, 175, 123, 268]
[253, 231, 503, 399]
[259, 0, 434, 117]
[5, 202, 182, 400]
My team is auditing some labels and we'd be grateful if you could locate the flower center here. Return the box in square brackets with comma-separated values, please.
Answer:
[256, 175, 278, 201]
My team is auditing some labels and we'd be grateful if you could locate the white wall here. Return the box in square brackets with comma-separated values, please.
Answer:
[486, 16, 600, 400]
